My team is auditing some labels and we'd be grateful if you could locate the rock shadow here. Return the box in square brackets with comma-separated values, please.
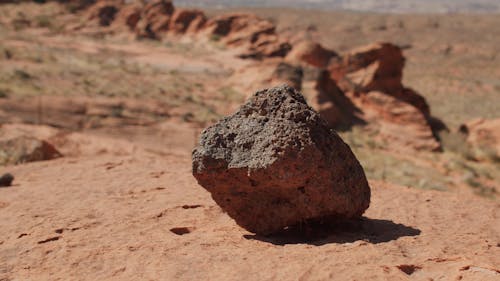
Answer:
[243, 217, 420, 246]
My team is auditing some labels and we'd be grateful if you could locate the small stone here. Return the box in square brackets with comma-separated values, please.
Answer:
[192, 85, 370, 235]
[0, 173, 14, 187]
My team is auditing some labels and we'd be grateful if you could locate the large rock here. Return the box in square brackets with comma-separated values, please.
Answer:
[0, 136, 62, 165]
[192, 85, 370, 235]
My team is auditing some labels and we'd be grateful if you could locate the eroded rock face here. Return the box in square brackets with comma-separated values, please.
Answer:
[313, 42, 440, 151]
[192, 85, 370, 235]
[135, 0, 174, 39]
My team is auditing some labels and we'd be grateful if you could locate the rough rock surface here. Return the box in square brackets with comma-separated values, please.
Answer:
[192, 85, 370, 235]
[0, 136, 62, 165]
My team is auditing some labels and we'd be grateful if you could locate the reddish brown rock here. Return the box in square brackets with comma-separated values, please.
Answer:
[192, 85, 370, 235]
[112, 2, 142, 31]
[204, 13, 291, 59]
[85, 0, 122, 27]
[169, 9, 206, 34]
[135, 0, 174, 39]
[0, 136, 62, 165]
[328, 42, 405, 95]
[286, 40, 338, 68]
[311, 42, 440, 151]
[310, 70, 365, 130]
[356, 91, 440, 151]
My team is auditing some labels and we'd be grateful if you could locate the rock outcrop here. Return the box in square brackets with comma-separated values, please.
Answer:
[169, 8, 206, 34]
[204, 13, 291, 59]
[135, 0, 174, 39]
[0, 136, 62, 165]
[314, 42, 440, 151]
[79, 1, 291, 59]
[192, 85, 370, 235]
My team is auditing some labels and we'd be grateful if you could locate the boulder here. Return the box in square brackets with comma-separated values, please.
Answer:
[192, 85, 370, 235]
[286, 40, 338, 68]
[0, 136, 62, 165]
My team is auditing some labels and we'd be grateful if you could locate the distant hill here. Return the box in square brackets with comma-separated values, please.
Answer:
[176, 0, 500, 14]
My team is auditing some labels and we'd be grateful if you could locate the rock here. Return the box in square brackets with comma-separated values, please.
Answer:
[0, 136, 62, 165]
[328, 42, 405, 95]
[169, 9, 206, 34]
[270, 62, 303, 91]
[356, 91, 441, 151]
[85, 0, 121, 27]
[0, 173, 14, 187]
[192, 85, 370, 235]
[313, 42, 440, 151]
[460, 118, 500, 162]
[112, 3, 142, 31]
[204, 13, 291, 59]
[135, 0, 174, 39]
[310, 70, 365, 130]
[286, 40, 338, 68]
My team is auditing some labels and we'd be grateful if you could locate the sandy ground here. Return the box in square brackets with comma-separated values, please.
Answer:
[0, 126, 498, 281]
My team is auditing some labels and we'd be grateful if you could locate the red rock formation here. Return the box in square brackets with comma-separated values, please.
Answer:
[169, 9, 206, 34]
[135, 0, 174, 39]
[204, 13, 291, 59]
[286, 40, 338, 68]
[84, 0, 122, 27]
[328, 42, 404, 94]
[313, 42, 440, 151]
[112, 2, 142, 31]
